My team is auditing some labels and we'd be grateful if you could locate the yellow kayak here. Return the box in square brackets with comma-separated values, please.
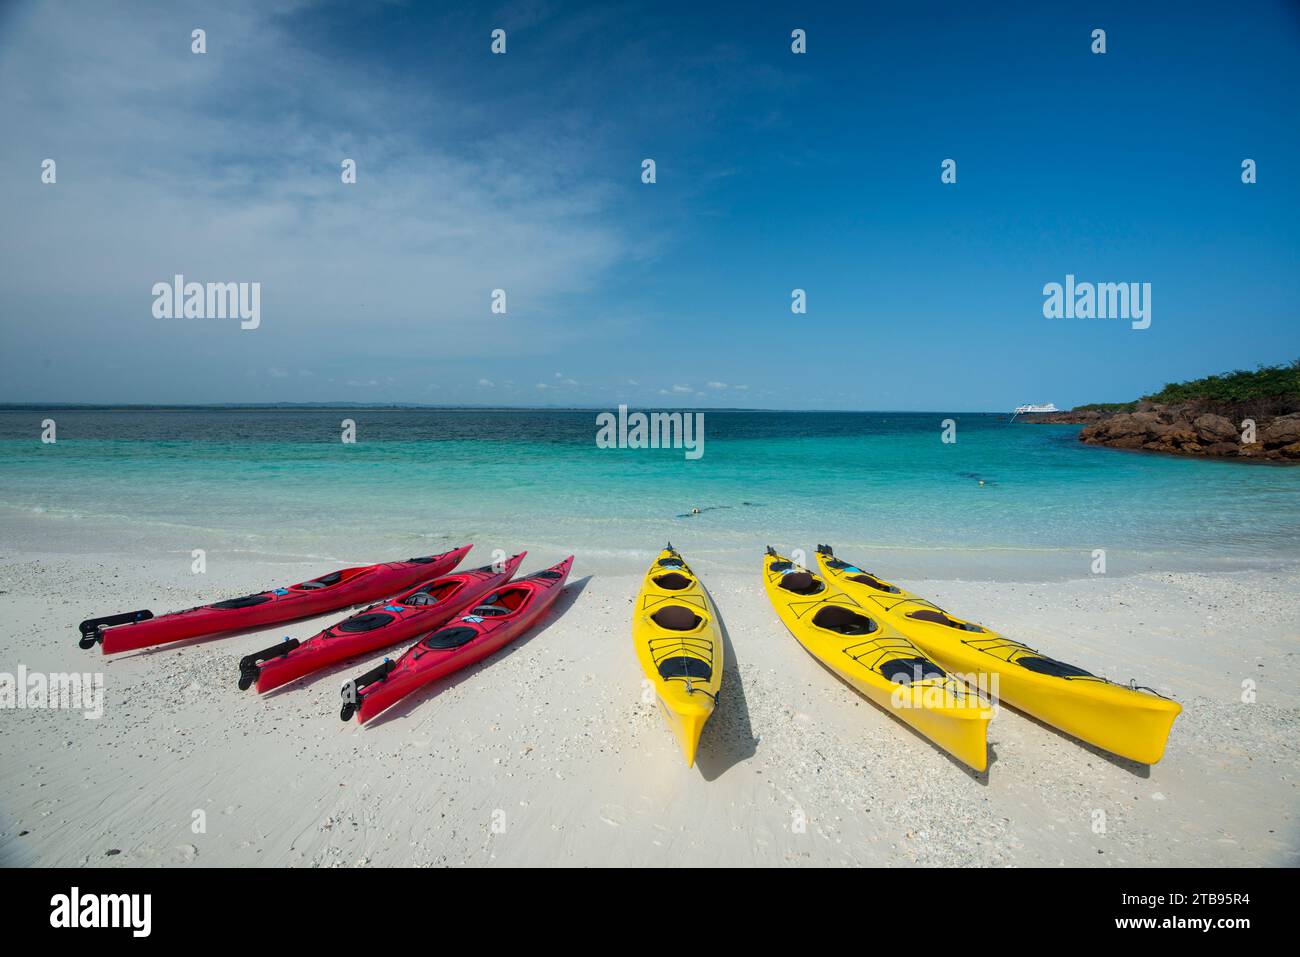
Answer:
[632, 545, 723, 767]
[815, 546, 1181, 765]
[762, 548, 991, 772]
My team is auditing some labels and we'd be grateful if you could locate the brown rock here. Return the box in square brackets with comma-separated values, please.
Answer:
[1130, 411, 1169, 436]
[1073, 401, 1300, 463]
[1102, 413, 1144, 439]
[1021, 410, 1102, 424]
[1193, 413, 1238, 443]
[1108, 435, 1148, 449]
[1260, 413, 1300, 448]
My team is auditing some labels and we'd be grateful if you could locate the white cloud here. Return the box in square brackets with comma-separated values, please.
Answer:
[670, 384, 692, 393]
[0, 2, 628, 401]
[706, 381, 727, 389]
[478, 378, 494, 387]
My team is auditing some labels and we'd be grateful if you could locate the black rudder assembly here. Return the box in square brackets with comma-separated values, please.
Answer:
[78, 610, 154, 650]
[237, 637, 301, 691]
[339, 659, 395, 721]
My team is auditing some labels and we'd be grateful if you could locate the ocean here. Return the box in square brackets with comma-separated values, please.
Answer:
[2, 408, 1297, 580]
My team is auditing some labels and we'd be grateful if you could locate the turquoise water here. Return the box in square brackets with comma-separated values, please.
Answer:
[1, 409, 1298, 579]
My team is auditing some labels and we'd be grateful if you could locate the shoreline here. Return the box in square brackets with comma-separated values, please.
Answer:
[1, 517, 1297, 867]
[3, 504, 1295, 582]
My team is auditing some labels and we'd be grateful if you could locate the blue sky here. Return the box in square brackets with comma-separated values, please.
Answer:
[1, 0, 1297, 410]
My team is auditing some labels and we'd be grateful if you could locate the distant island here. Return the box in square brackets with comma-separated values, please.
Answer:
[1021, 361, 1300, 462]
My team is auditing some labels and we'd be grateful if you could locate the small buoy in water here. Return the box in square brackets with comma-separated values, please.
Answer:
[691, 507, 701, 514]
[978, 480, 985, 487]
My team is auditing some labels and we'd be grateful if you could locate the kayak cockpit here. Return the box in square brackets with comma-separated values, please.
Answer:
[776, 571, 824, 596]
[844, 572, 900, 593]
[812, 605, 877, 636]
[467, 588, 529, 618]
[293, 566, 370, 591]
[907, 608, 982, 631]
[651, 605, 704, 632]
[653, 572, 693, 590]
[402, 577, 473, 607]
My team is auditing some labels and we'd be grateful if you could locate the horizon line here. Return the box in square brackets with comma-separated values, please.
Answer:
[0, 401, 1031, 416]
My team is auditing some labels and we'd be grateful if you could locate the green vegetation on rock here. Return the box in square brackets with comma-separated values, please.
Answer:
[1142, 360, 1300, 405]
[1066, 361, 1300, 413]
[1073, 401, 1138, 413]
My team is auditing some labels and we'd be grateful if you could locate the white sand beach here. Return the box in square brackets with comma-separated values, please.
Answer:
[1, 521, 1296, 868]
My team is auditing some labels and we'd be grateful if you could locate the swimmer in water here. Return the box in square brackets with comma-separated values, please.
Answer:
[691, 507, 701, 514]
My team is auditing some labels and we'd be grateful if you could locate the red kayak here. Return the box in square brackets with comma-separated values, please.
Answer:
[82, 545, 471, 655]
[341, 555, 574, 724]
[240, 552, 526, 693]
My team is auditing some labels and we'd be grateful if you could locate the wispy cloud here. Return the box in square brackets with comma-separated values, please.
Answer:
[0, 0, 627, 401]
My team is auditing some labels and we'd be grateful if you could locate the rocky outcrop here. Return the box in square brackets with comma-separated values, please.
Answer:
[1192, 413, 1238, 443]
[1072, 403, 1300, 461]
[1260, 413, 1300, 447]
[1019, 409, 1105, 424]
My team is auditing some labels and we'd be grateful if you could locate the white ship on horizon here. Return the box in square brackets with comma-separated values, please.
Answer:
[1010, 402, 1059, 419]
